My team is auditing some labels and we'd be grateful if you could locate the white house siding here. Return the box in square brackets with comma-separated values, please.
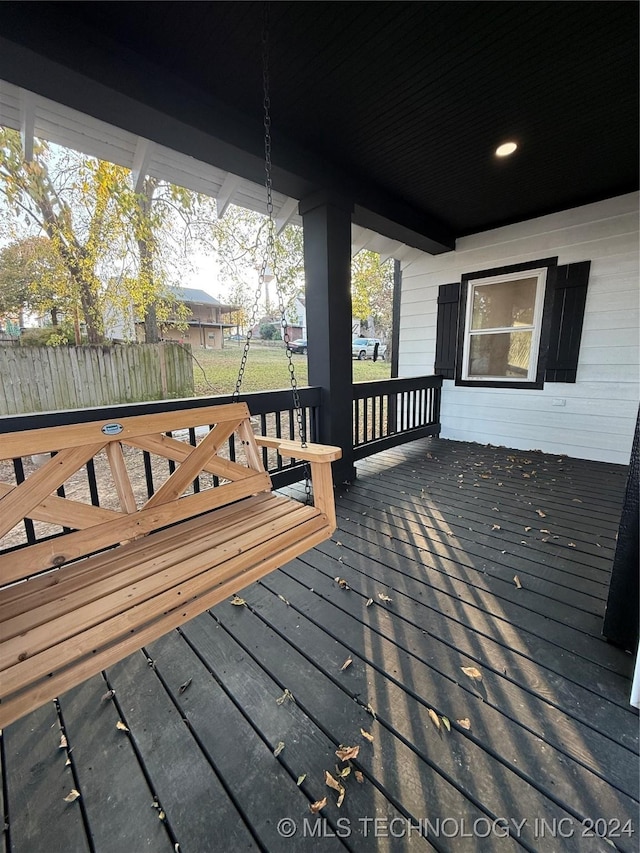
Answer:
[399, 193, 639, 465]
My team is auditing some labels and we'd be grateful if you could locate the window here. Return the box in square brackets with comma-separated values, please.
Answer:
[461, 269, 547, 382]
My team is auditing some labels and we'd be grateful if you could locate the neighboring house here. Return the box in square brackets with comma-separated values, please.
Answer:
[399, 192, 639, 465]
[147, 286, 236, 350]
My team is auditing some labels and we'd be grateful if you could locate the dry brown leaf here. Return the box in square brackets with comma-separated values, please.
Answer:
[296, 774, 306, 786]
[273, 741, 285, 757]
[310, 797, 327, 814]
[365, 598, 374, 607]
[63, 789, 80, 803]
[536, 509, 547, 518]
[441, 716, 451, 732]
[325, 770, 342, 792]
[335, 765, 351, 779]
[340, 657, 353, 671]
[457, 717, 471, 729]
[59, 734, 68, 749]
[336, 744, 360, 762]
[461, 666, 482, 682]
[178, 678, 192, 695]
[513, 575, 522, 589]
[230, 595, 246, 606]
[360, 728, 374, 743]
[355, 770, 364, 784]
[335, 577, 350, 590]
[276, 688, 294, 705]
[337, 787, 346, 808]
[377, 592, 392, 602]
[366, 703, 376, 718]
[116, 721, 129, 732]
[427, 708, 441, 730]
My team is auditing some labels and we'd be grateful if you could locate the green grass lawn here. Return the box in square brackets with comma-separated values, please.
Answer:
[191, 342, 390, 396]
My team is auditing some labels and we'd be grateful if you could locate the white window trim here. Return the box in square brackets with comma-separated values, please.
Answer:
[461, 268, 548, 382]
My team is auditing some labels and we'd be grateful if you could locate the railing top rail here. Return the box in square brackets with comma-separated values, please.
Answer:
[0, 387, 323, 435]
[352, 375, 442, 398]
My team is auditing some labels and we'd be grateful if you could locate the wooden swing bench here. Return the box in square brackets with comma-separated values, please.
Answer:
[0, 402, 341, 728]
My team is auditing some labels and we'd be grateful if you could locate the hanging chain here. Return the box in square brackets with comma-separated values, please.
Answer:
[234, 2, 311, 500]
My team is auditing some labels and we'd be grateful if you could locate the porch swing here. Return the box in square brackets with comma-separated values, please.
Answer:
[0, 17, 341, 729]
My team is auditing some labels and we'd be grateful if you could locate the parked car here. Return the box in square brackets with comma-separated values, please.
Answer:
[352, 337, 387, 360]
[287, 338, 308, 354]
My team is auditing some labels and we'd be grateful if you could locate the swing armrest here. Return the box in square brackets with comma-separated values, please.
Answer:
[255, 436, 341, 531]
[254, 436, 342, 463]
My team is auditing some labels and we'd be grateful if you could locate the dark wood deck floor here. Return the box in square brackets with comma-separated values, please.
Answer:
[2, 439, 638, 853]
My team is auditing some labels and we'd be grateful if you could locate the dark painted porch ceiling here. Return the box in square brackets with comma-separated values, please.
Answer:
[0, 1, 637, 249]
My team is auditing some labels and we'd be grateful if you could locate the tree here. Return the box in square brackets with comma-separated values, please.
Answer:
[0, 236, 73, 328]
[0, 129, 136, 342]
[351, 250, 394, 338]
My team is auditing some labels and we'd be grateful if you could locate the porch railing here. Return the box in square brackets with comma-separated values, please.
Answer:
[352, 374, 442, 460]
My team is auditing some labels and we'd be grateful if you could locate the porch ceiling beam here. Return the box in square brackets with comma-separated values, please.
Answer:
[19, 88, 35, 163]
[379, 241, 405, 264]
[216, 172, 241, 219]
[275, 197, 298, 234]
[351, 225, 373, 257]
[131, 137, 154, 193]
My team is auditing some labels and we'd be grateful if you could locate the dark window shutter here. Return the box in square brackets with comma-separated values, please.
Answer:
[545, 261, 590, 383]
[434, 282, 460, 379]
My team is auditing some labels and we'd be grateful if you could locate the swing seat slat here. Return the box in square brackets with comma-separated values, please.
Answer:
[0, 402, 341, 728]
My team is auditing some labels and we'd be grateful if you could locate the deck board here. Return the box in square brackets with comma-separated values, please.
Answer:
[2, 438, 637, 852]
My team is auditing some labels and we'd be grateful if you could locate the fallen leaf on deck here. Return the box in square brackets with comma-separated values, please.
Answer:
[355, 771, 364, 783]
[340, 657, 353, 671]
[360, 728, 374, 742]
[178, 678, 192, 695]
[457, 718, 471, 729]
[116, 721, 129, 732]
[336, 541, 343, 546]
[335, 765, 351, 779]
[297, 774, 307, 786]
[365, 598, 374, 607]
[441, 716, 451, 732]
[568, 542, 576, 547]
[427, 708, 441, 730]
[524, 526, 532, 532]
[335, 577, 350, 590]
[273, 741, 285, 757]
[276, 688, 295, 705]
[377, 592, 392, 602]
[536, 509, 546, 518]
[278, 594, 290, 605]
[336, 745, 360, 762]
[230, 595, 246, 606]
[59, 734, 68, 749]
[513, 575, 522, 589]
[337, 787, 346, 807]
[325, 770, 344, 795]
[65, 757, 71, 767]
[63, 789, 80, 803]
[491, 524, 501, 531]
[366, 703, 376, 718]
[100, 689, 115, 703]
[461, 666, 482, 682]
[158, 810, 166, 821]
[540, 529, 551, 534]
[310, 797, 327, 813]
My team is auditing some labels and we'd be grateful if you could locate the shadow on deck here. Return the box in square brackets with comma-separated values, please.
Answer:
[2, 439, 638, 852]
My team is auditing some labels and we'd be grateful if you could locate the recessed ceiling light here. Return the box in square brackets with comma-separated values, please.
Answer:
[496, 142, 518, 157]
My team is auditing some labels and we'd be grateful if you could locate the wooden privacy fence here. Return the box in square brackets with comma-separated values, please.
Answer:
[0, 343, 194, 415]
